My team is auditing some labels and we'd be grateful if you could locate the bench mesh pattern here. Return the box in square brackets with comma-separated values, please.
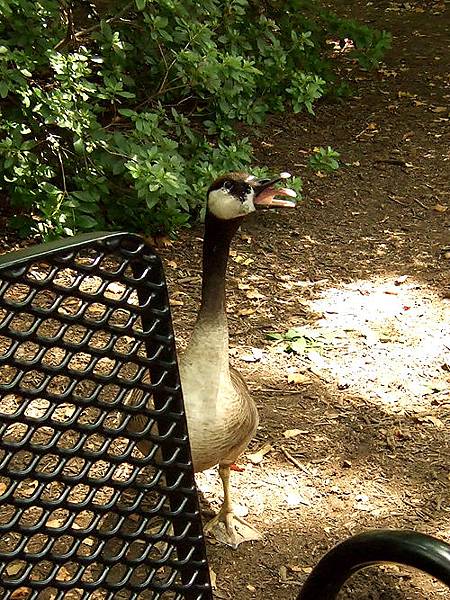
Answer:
[0, 233, 212, 600]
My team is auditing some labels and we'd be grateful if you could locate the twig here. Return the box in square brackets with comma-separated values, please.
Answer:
[413, 197, 430, 210]
[255, 387, 306, 395]
[57, 149, 67, 196]
[388, 195, 407, 206]
[280, 445, 310, 475]
[54, 1, 75, 50]
[55, 1, 134, 49]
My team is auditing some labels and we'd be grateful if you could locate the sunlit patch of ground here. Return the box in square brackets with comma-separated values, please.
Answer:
[306, 274, 450, 411]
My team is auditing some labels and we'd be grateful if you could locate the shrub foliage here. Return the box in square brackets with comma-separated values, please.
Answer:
[0, 0, 390, 238]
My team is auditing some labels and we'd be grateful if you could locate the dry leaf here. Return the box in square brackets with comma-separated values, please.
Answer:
[288, 564, 303, 573]
[283, 428, 308, 439]
[57, 567, 72, 581]
[287, 372, 310, 385]
[238, 308, 256, 316]
[247, 443, 273, 465]
[11, 588, 31, 600]
[418, 415, 444, 429]
[209, 568, 217, 589]
[433, 203, 448, 213]
[0, 481, 7, 495]
[171, 299, 184, 306]
[47, 517, 66, 528]
[246, 289, 265, 300]
[233, 255, 253, 265]
[166, 260, 177, 269]
[6, 562, 23, 576]
[432, 106, 448, 113]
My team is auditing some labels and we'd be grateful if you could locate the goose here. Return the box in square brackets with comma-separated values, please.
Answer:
[127, 172, 297, 547]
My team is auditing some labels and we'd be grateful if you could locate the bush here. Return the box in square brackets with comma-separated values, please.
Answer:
[0, 0, 391, 239]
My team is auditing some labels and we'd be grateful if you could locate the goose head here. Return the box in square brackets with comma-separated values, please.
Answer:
[207, 172, 297, 221]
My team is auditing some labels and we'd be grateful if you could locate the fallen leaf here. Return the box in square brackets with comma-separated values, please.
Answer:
[246, 289, 265, 300]
[288, 564, 303, 573]
[417, 415, 444, 428]
[6, 562, 23, 576]
[10, 589, 31, 600]
[233, 255, 253, 265]
[0, 482, 7, 495]
[166, 260, 177, 269]
[283, 428, 308, 439]
[171, 299, 184, 306]
[247, 584, 256, 592]
[433, 203, 448, 213]
[432, 106, 448, 113]
[247, 443, 273, 465]
[238, 308, 256, 316]
[46, 517, 66, 528]
[287, 372, 310, 385]
[241, 348, 264, 362]
[209, 568, 217, 589]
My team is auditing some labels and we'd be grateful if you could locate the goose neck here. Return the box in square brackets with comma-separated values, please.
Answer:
[198, 213, 242, 321]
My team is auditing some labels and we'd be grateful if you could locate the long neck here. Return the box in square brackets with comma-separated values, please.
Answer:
[197, 213, 242, 322]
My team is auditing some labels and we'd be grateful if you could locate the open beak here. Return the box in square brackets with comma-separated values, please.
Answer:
[250, 173, 297, 208]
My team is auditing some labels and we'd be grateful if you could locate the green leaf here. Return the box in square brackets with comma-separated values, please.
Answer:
[73, 138, 85, 154]
[0, 81, 9, 98]
[77, 214, 99, 229]
[266, 332, 284, 341]
[135, 0, 146, 9]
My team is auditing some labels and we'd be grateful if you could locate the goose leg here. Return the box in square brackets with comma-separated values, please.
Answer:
[203, 464, 262, 548]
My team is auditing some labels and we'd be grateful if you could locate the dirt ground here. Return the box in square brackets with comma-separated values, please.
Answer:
[1, 0, 449, 599]
[160, 1, 450, 598]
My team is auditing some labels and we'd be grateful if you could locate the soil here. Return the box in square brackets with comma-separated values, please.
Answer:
[1, 0, 450, 599]
[165, 1, 450, 598]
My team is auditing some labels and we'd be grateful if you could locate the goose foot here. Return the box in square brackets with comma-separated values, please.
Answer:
[203, 463, 262, 548]
[203, 508, 262, 549]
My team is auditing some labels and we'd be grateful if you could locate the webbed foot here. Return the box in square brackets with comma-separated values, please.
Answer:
[203, 508, 262, 548]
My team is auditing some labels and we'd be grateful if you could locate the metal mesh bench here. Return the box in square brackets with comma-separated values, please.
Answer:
[1, 232, 449, 600]
[0, 232, 211, 600]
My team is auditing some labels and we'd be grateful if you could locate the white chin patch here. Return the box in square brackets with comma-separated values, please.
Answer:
[208, 189, 255, 220]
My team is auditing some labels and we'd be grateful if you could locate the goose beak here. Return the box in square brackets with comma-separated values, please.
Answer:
[250, 173, 297, 208]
